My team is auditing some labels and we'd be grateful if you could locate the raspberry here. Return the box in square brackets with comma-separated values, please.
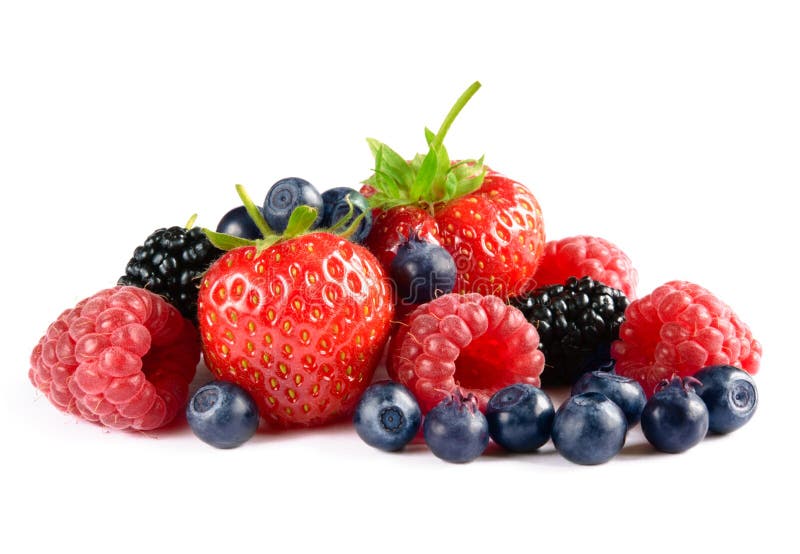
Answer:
[29, 286, 200, 431]
[533, 236, 638, 299]
[611, 280, 761, 396]
[387, 293, 545, 413]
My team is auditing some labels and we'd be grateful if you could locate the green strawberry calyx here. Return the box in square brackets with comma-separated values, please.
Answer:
[364, 81, 487, 213]
[202, 184, 364, 254]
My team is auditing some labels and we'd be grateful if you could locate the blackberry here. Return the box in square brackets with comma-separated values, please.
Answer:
[118, 226, 222, 323]
[511, 276, 629, 387]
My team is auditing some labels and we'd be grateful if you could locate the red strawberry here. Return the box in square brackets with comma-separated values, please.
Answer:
[360, 82, 545, 299]
[198, 187, 394, 427]
[363, 205, 439, 270]
[387, 292, 545, 413]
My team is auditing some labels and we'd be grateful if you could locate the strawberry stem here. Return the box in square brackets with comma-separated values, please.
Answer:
[364, 81, 487, 211]
[431, 81, 481, 150]
[235, 183, 274, 238]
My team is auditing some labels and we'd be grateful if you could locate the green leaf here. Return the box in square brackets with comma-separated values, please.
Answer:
[452, 157, 487, 197]
[410, 148, 438, 201]
[454, 172, 485, 197]
[377, 159, 405, 198]
[283, 205, 320, 238]
[370, 143, 389, 195]
[202, 228, 257, 251]
[367, 191, 412, 210]
[370, 143, 409, 199]
[365, 191, 390, 209]
[443, 172, 458, 200]
[366, 137, 383, 158]
[436, 140, 450, 169]
[424, 124, 450, 187]
[430, 141, 451, 200]
[367, 138, 412, 191]
[424, 127, 436, 145]
[410, 152, 426, 173]
[373, 168, 410, 200]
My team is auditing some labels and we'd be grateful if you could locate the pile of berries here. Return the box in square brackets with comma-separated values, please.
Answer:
[28, 81, 762, 463]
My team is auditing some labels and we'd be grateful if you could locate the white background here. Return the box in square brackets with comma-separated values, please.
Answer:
[2, 1, 798, 552]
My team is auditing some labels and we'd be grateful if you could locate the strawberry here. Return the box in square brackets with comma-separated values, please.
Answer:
[364, 205, 440, 271]
[360, 81, 546, 299]
[198, 186, 394, 427]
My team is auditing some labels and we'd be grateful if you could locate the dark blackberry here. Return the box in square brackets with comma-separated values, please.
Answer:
[118, 226, 222, 323]
[511, 276, 629, 387]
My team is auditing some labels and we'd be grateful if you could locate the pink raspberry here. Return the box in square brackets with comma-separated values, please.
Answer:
[387, 293, 545, 413]
[533, 235, 638, 299]
[611, 280, 761, 396]
[29, 286, 200, 431]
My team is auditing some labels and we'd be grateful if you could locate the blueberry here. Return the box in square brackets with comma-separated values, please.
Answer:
[186, 381, 260, 449]
[353, 381, 422, 452]
[571, 370, 647, 427]
[390, 235, 456, 304]
[263, 177, 324, 233]
[320, 187, 373, 243]
[641, 376, 709, 453]
[551, 392, 627, 465]
[423, 391, 489, 463]
[693, 365, 758, 434]
[216, 206, 262, 240]
[486, 383, 554, 452]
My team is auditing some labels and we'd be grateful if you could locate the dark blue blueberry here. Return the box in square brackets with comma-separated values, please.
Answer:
[216, 206, 262, 240]
[693, 365, 758, 434]
[263, 177, 324, 233]
[486, 383, 554, 452]
[320, 187, 373, 243]
[571, 370, 647, 427]
[423, 391, 489, 463]
[641, 376, 709, 453]
[353, 381, 422, 452]
[390, 235, 456, 304]
[186, 381, 259, 449]
[551, 392, 627, 465]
